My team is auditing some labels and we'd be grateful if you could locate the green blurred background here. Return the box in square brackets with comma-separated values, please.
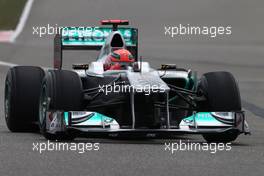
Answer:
[0, 0, 27, 30]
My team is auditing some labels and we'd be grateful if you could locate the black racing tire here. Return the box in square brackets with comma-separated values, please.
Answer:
[5, 66, 44, 132]
[39, 70, 83, 140]
[202, 131, 239, 143]
[197, 71, 241, 112]
[197, 71, 241, 143]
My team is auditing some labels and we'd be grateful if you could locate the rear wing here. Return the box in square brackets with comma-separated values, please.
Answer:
[54, 26, 138, 69]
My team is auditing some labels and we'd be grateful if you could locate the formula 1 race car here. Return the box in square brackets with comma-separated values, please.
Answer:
[4, 20, 250, 142]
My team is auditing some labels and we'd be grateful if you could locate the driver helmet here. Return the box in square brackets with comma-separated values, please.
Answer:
[104, 49, 135, 70]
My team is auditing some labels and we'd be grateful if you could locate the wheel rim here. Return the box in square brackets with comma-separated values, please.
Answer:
[39, 84, 48, 127]
[4, 80, 11, 122]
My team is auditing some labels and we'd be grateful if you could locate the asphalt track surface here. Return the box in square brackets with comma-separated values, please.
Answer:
[0, 0, 264, 175]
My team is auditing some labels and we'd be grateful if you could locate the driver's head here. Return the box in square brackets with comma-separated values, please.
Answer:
[105, 49, 135, 70]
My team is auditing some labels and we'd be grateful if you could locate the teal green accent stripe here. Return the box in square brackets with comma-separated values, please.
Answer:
[64, 112, 69, 125]
[184, 112, 218, 122]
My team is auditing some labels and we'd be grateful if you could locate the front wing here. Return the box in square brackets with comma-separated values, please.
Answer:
[45, 111, 250, 138]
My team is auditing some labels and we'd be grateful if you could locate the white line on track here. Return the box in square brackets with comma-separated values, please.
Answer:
[10, 0, 35, 42]
[0, 61, 18, 67]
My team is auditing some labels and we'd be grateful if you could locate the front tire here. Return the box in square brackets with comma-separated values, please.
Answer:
[197, 71, 241, 143]
[202, 132, 239, 143]
[39, 70, 83, 140]
[5, 66, 44, 132]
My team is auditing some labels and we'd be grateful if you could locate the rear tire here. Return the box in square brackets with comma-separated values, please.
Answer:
[197, 71, 241, 143]
[39, 70, 83, 140]
[5, 66, 44, 132]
